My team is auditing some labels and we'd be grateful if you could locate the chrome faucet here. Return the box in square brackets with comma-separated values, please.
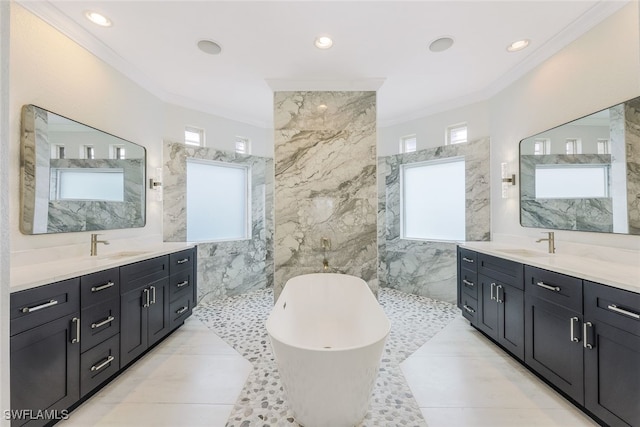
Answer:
[321, 237, 331, 272]
[90, 233, 110, 256]
[536, 231, 555, 254]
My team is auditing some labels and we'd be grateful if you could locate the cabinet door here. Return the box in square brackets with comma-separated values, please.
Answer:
[525, 294, 584, 404]
[584, 321, 640, 427]
[10, 314, 80, 427]
[120, 288, 148, 368]
[476, 275, 498, 338]
[147, 277, 170, 348]
[497, 284, 524, 361]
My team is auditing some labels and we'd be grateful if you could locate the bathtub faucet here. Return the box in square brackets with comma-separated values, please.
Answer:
[321, 237, 331, 272]
[323, 258, 329, 271]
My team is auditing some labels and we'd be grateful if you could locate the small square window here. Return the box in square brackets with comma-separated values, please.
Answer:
[235, 136, 251, 155]
[82, 145, 95, 159]
[399, 135, 417, 153]
[565, 138, 582, 155]
[533, 138, 550, 155]
[185, 126, 205, 147]
[446, 123, 467, 145]
[51, 145, 65, 159]
[111, 145, 126, 160]
[597, 139, 610, 155]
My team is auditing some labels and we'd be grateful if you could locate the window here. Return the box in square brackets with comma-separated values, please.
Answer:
[399, 135, 417, 153]
[565, 138, 582, 155]
[186, 159, 250, 242]
[54, 168, 124, 201]
[235, 136, 251, 155]
[82, 145, 95, 159]
[111, 145, 126, 160]
[185, 126, 205, 147]
[597, 139, 610, 155]
[534, 164, 608, 199]
[51, 144, 65, 159]
[533, 138, 550, 155]
[401, 158, 466, 241]
[446, 123, 467, 145]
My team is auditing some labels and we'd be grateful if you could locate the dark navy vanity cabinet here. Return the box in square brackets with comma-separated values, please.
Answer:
[457, 246, 640, 427]
[9, 247, 197, 426]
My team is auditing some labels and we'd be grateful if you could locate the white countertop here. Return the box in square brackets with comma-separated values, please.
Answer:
[460, 241, 640, 294]
[10, 242, 195, 293]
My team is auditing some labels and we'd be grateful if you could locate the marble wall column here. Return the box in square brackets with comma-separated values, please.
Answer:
[273, 91, 377, 300]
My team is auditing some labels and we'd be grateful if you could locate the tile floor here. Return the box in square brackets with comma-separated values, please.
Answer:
[60, 288, 597, 427]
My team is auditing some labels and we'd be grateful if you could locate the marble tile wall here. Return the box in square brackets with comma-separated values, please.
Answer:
[520, 154, 614, 232]
[625, 99, 640, 234]
[378, 138, 491, 304]
[273, 91, 377, 300]
[163, 142, 274, 302]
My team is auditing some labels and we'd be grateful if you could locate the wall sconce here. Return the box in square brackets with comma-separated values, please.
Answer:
[149, 167, 163, 202]
[501, 162, 516, 199]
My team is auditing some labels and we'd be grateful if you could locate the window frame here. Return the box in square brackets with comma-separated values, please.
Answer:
[400, 156, 466, 242]
[446, 123, 467, 145]
[399, 134, 417, 154]
[235, 136, 251, 155]
[185, 126, 205, 147]
[185, 158, 251, 243]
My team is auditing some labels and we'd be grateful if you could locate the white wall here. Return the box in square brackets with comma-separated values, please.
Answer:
[163, 104, 273, 158]
[377, 100, 490, 156]
[490, 1, 640, 250]
[0, 1, 10, 424]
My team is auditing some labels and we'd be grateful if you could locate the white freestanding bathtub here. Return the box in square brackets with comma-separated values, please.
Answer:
[266, 273, 390, 427]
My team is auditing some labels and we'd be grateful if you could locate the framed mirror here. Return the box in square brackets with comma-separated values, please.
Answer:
[20, 105, 146, 234]
[520, 96, 640, 235]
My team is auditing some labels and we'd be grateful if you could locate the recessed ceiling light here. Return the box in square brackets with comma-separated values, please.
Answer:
[85, 11, 112, 27]
[429, 37, 454, 53]
[507, 39, 530, 52]
[197, 39, 222, 55]
[314, 36, 333, 50]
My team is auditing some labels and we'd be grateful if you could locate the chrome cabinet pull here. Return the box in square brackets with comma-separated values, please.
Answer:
[462, 257, 474, 263]
[150, 286, 156, 305]
[570, 317, 580, 342]
[536, 281, 560, 292]
[490, 283, 496, 301]
[177, 258, 189, 264]
[91, 315, 115, 329]
[21, 299, 58, 313]
[496, 285, 504, 303]
[607, 304, 640, 320]
[176, 306, 188, 315]
[71, 317, 80, 344]
[583, 322, 594, 349]
[142, 289, 150, 308]
[91, 281, 115, 293]
[462, 279, 474, 287]
[463, 305, 476, 314]
[91, 355, 115, 372]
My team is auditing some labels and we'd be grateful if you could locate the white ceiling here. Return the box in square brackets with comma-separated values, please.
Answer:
[19, 1, 628, 128]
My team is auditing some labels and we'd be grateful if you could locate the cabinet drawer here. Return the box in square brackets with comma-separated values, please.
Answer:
[458, 247, 477, 272]
[585, 281, 640, 337]
[460, 269, 478, 299]
[120, 255, 168, 293]
[169, 249, 195, 275]
[80, 334, 120, 397]
[525, 266, 582, 312]
[461, 294, 478, 324]
[10, 278, 80, 336]
[169, 293, 193, 330]
[478, 254, 524, 290]
[169, 270, 194, 302]
[81, 268, 120, 307]
[80, 297, 120, 352]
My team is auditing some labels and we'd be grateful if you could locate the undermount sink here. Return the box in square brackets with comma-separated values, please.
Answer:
[493, 248, 552, 257]
[99, 251, 151, 260]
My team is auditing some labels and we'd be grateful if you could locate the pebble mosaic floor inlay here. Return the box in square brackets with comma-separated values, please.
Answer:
[194, 287, 458, 427]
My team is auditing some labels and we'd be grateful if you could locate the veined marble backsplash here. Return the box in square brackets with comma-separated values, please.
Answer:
[378, 138, 491, 304]
[163, 142, 274, 303]
[273, 91, 378, 300]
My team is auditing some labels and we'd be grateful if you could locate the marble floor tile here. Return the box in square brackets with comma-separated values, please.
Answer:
[420, 407, 598, 427]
